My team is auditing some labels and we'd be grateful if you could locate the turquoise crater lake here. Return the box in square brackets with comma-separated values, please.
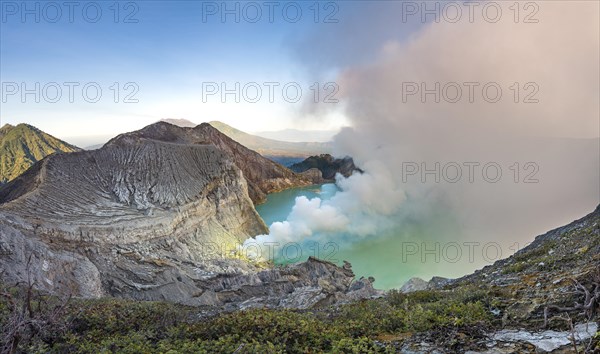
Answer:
[255, 184, 484, 290]
[256, 183, 338, 226]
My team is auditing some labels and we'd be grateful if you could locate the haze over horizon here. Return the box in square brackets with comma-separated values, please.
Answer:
[4, 2, 597, 139]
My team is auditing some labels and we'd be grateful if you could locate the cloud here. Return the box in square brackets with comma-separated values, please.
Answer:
[253, 1, 599, 270]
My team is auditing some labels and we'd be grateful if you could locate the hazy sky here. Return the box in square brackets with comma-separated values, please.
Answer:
[2, 2, 597, 140]
[1, 1, 423, 140]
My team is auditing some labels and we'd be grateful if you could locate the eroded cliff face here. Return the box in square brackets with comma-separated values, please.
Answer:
[0, 135, 378, 308]
[108, 122, 324, 204]
[0, 138, 268, 301]
[0, 123, 81, 185]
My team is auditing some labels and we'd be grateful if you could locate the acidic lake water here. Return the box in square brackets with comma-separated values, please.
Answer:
[255, 184, 488, 290]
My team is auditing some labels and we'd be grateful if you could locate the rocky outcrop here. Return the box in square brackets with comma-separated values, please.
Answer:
[109, 122, 323, 204]
[194, 257, 382, 310]
[489, 322, 598, 353]
[395, 205, 599, 352]
[0, 137, 268, 301]
[400, 276, 451, 293]
[0, 128, 378, 308]
[289, 154, 361, 180]
[400, 322, 598, 353]
[399, 277, 428, 293]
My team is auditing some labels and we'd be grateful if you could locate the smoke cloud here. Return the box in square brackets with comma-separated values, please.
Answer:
[249, 1, 599, 284]
[252, 160, 405, 243]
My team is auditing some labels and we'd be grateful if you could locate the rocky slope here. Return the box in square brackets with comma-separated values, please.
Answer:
[0, 123, 80, 184]
[0, 125, 377, 308]
[397, 204, 600, 353]
[448, 204, 600, 329]
[110, 122, 323, 204]
[1, 192, 597, 353]
[3, 207, 597, 353]
[290, 153, 362, 180]
[189, 257, 380, 311]
[0, 137, 270, 301]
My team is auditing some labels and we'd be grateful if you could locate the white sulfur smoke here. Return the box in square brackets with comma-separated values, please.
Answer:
[250, 160, 405, 246]
[249, 1, 599, 271]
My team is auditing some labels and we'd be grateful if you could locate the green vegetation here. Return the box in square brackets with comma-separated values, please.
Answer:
[0, 123, 79, 184]
[1, 286, 493, 353]
[1, 207, 597, 352]
[501, 262, 527, 274]
[501, 221, 599, 276]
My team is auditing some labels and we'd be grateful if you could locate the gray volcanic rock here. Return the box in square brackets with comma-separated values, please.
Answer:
[196, 257, 382, 310]
[491, 322, 597, 353]
[0, 138, 267, 302]
[0, 127, 378, 309]
[110, 122, 323, 204]
[400, 277, 428, 293]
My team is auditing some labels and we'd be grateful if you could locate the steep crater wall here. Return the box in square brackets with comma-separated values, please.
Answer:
[0, 139, 268, 301]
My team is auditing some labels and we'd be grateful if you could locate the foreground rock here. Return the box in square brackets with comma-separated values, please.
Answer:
[402, 322, 598, 354]
[197, 257, 382, 311]
[490, 322, 598, 353]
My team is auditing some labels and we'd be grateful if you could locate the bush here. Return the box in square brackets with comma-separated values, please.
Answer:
[1, 283, 493, 353]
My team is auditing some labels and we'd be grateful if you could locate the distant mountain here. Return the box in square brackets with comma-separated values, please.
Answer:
[84, 143, 104, 150]
[209, 121, 331, 158]
[0, 123, 80, 184]
[159, 118, 198, 128]
[254, 128, 338, 143]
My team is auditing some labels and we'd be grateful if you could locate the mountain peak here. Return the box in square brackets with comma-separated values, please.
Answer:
[0, 123, 80, 184]
[0, 123, 15, 135]
[13, 123, 40, 132]
[106, 121, 321, 204]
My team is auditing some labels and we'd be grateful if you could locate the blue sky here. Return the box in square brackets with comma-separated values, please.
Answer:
[0, 1, 424, 143]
